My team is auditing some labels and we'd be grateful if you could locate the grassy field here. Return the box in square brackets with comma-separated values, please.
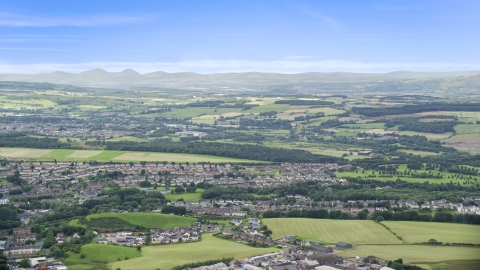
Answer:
[399, 131, 453, 140]
[64, 244, 141, 270]
[384, 221, 480, 244]
[335, 164, 477, 185]
[341, 245, 480, 266]
[262, 219, 402, 245]
[86, 212, 196, 229]
[164, 188, 205, 202]
[0, 147, 261, 163]
[111, 233, 279, 270]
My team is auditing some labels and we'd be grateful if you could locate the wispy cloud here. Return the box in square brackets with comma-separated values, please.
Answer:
[375, 4, 425, 11]
[297, 6, 339, 28]
[0, 12, 155, 27]
[1, 60, 479, 74]
[286, 56, 316, 59]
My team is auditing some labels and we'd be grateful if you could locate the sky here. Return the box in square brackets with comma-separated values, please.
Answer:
[0, 0, 479, 74]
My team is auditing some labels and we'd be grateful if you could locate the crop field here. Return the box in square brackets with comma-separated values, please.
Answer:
[384, 221, 480, 244]
[262, 219, 402, 245]
[112, 233, 279, 270]
[0, 147, 260, 163]
[340, 245, 480, 267]
[0, 147, 51, 158]
[64, 244, 141, 270]
[86, 212, 196, 229]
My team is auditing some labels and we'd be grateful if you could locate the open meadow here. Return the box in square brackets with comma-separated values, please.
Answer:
[0, 147, 261, 163]
[341, 245, 480, 269]
[111, 233, 279, 270]
[64, 244, 141, 270]
[384, 221, 480, 244]
[164, 188, 205, 202]
[86, 212, 196, 229]
[262, 218, 402, 245]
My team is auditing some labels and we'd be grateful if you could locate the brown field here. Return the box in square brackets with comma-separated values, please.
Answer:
[445, 137, 480, 153]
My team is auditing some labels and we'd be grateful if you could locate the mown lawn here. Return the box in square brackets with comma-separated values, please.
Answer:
[262, 218, 402, 245]
[111, 233, 279, 270]
[86, 212, 196, 229]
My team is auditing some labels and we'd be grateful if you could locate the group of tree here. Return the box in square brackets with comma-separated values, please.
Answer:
[352, 102, 480, 117]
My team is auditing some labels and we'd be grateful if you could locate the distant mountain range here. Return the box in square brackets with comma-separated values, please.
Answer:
[1, 69, 480, 90]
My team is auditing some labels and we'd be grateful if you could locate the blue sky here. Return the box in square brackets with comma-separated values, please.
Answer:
[0, 0, 479, 74]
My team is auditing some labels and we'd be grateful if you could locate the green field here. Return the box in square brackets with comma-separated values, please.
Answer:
[86, 213, 196, 229]
[112, 233, 279, 270]
[0, 147, 261, 163]
[385, 221, 480, 244]
[64, 244, 141, 270]
[262, 219, 402, 245]
[164, 188, 205, 202]
[341, 245, 480, 267]
[335, 164, 477, 185]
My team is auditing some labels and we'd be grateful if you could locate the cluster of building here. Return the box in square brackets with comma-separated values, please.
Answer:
[0, 118, 136, 139]
[185, 240, 393, 270]
[0, 162, 348, 201]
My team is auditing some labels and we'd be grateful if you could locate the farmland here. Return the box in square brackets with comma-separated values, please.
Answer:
[111, 233, 279, 270]
[384, 221, 480, 244]
[0, 147, 261, 163]
[262, 219, 402, 245]
[86, 213, 196, 229]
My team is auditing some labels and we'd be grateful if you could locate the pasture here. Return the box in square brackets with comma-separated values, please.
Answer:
[0, 147, 260, 163]
[164, 188, 204, 202]
[111, 233, 279, 270]
[64, 244, 141, 270]
[384, 221, 480, 244]
[262, 219, 402, 245]
[341, 245, 480, 266]
[86, 212, 196, 229]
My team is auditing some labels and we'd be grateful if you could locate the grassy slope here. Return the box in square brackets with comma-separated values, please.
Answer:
[341, 245, 480, 265]
[384, 221, 480, 244]
[262, 218, 401, 245]
[64, 244, 141, 270]
[87, 213, 196, 229]
[111, 233, 279, 270]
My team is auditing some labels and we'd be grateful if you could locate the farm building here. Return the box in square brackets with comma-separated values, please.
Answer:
[357, 151, 372, 156]
[336, 241, 353, 249]
[309, 244, 333, 253]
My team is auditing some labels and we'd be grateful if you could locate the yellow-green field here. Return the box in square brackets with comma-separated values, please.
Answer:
[341, 245, 480, 266]
[262, 219, 402, 245]
[111, 233, 279, 270]
[86, 212, 196, 229]
[0, 147, 261, 163]
[384, 221, 480, 244]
